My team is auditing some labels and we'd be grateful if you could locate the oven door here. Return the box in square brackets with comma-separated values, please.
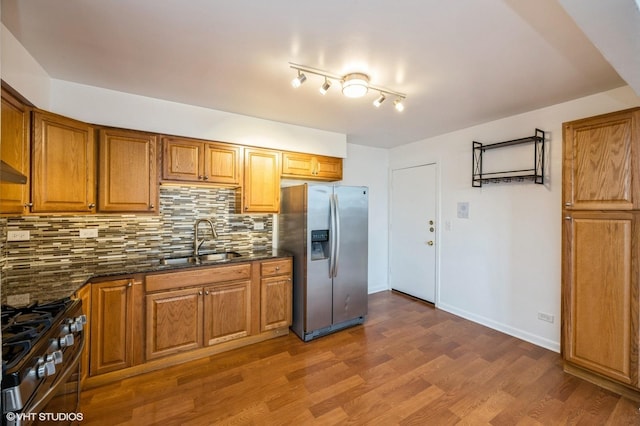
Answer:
[28, 338, 84, 426]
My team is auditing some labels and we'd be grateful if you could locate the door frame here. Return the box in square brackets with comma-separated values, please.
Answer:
[388, 160, 441, 305]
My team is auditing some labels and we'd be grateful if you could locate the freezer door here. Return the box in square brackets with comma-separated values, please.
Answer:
[332, 186, 368, 323]
[306, 185, 334, 332]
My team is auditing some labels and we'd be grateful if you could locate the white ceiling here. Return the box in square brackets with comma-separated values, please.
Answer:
[1, 0, 636, 148]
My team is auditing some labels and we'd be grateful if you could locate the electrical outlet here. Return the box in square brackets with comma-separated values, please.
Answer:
[79, 228, 99, 238]
[254, 222, 265, 230]
[7, 230, 30, 241]
[7, 293, 30, 306]
[537, 312, 554, 323]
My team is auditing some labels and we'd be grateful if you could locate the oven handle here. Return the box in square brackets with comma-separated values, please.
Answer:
[26, 336, 85, 416]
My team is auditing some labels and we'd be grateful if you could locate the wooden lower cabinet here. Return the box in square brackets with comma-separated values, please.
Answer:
[204, 281, 252, 345]
[562, 211, 640, 391]
[89, 277, 142, 376]
[260, 259, 293, 332]
[83, 258, 291, 387]
[146, 287, 204, 360]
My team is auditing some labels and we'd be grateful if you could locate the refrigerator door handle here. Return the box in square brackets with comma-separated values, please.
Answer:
[329, 193, 336, 278]
[334, 193, 341, 278]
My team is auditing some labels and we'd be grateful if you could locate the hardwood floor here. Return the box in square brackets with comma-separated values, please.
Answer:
[79, 291, 640, 425]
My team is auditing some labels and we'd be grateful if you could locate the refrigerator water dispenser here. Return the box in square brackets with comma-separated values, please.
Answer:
[310, 229, 329, 260]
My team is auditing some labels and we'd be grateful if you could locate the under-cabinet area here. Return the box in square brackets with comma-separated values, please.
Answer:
[77, 256, 292, 388]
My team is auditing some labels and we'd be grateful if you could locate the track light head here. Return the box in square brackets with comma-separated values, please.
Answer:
[291, 71, 307, 88]
[373, 93, 386, 108]
[394, 98, 405, 112]
[319, 78, 332, 95]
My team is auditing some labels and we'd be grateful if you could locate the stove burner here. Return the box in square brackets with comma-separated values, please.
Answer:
[2, 340, 31, 371]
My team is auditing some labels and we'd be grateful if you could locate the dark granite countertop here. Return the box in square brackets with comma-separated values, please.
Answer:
[73, 249, 293, 295]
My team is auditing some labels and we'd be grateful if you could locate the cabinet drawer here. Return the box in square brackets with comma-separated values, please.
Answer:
[146, 263, 252, 292]
[261, 259, 292, 277]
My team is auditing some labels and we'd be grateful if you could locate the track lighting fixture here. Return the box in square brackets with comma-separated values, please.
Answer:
[319, 77, 332, 95]
[289, 62, 406, 111]
[291, 70, 307, 88]
[373, 93, 386, 107]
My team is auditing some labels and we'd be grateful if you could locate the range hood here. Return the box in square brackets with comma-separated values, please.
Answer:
[0, 160, 28, 184]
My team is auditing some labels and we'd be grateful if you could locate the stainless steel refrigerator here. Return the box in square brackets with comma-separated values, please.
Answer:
[279, 184, 368, 341]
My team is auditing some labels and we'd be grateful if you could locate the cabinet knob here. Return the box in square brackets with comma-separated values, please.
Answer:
[205, 290, 210, 295]
[564, 202, 572, 207]
[275, 266, 280, 271]
[149, 204, 155, 210]
[24, 202, 33, 208]
[198, 175, 204, 180]
[88, 203, 95, 209]
[127, 282, 132, 287]
[203, 175, 209, 180]
[564, 216, 572, 221]
[198, 291, 203, 296]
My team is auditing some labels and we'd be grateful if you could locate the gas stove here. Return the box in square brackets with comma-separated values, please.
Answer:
[2, 298, 85, 425]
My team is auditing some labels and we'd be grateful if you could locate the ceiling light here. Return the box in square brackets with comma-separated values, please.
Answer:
[291, 70, 307, 88]
[288, 62, 407, 111]
[319, 77, 332, 95]
[341, 73, 369, 98]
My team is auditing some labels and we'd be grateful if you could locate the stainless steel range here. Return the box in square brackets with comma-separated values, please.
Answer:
[1, 298, 85, 426]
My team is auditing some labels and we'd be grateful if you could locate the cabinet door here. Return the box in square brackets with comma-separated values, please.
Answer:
[145, 287, 203, 360]
[203, 142, 242, 185]
[563, 108, 640, 210]
[243, 148, 280, 213]
[562, 211, 639, 385]
[281, 152, 342, 181]
[314, 155, 343, 181]
[32, 110, 96, 213]
[90, 278, 133, 376]
[260, 275, 292, 332]
[0, 88, 30, 214]
[203, 281, 252, 346]
[98, 128, 158, 212]
[162, 137, 203, 182]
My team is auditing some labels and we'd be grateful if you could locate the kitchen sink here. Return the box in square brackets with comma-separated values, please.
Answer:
[159, 252, 242, 266]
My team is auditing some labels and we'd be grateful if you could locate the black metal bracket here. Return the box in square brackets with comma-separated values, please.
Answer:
[472, 128, 545, 187]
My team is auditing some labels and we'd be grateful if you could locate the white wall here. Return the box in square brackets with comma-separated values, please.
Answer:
[389, 86, 640, 352]
[342, 143, 389, 294]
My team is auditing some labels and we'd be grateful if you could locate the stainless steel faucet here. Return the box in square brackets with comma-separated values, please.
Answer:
[194, 218, 217, 256]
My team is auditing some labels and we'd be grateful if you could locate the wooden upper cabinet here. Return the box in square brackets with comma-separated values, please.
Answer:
[243, 148, 280, 213]
[0, 88, 31, 214]
[162, 136, 242, 186]
[562, 211, 638, 385]
[281, 152, 343, 181]
[32, 110, 96, 213]
[563, 108, 640, 210]
[98, 128, 158, 213]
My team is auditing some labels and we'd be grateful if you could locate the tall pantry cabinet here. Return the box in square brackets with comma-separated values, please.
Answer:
[562, 107, 640, 399]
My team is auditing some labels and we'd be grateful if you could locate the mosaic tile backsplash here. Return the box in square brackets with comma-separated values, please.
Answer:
[0, 185, 273, 303]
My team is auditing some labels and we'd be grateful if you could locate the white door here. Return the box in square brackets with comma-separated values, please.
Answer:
[389, 164, 437, 303]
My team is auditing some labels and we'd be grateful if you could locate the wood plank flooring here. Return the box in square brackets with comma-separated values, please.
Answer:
[79, 291, 640, 425]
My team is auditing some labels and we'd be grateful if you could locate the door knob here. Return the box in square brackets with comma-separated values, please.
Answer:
[427, 241, 434, 246]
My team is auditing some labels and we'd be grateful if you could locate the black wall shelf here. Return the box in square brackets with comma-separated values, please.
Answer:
[472, 128, 545, 187]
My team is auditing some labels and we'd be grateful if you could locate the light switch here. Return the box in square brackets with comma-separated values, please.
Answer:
[457, 202, 469, 219]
